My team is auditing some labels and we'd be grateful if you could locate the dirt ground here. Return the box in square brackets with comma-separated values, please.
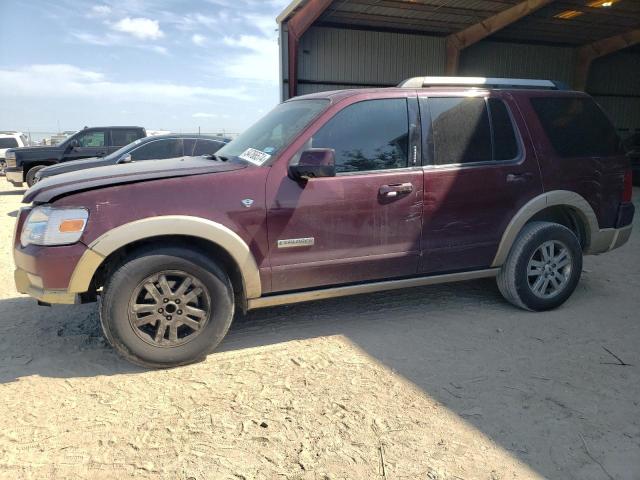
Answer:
[0, 182, 638, 480]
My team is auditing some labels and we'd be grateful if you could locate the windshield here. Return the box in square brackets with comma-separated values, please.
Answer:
[216, 99, 329, 166]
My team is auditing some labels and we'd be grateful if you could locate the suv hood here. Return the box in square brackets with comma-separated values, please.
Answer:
[37, 156, 108, 178]
[24, 155, 247, 204]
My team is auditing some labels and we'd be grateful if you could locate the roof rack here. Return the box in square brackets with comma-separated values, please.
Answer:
[398, 76, 567, 90]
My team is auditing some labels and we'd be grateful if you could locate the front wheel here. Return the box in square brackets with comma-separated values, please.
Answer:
[26, 165, 46, 187]
[497, 221, 583, 311]
[100, 247, 234, 367]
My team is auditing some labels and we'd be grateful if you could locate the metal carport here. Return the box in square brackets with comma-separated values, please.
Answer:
[277, 0, 640, 136]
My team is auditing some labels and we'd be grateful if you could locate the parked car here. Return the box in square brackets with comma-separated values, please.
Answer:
[623, 132, 640, 185]
[34, 134, 230, 183]
[5, 126, 146, 187]
[0, 131, 29, 176]
[14, 77, 634, 368]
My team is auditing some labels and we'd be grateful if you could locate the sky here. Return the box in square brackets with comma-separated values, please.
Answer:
[0, 0, 290, 134]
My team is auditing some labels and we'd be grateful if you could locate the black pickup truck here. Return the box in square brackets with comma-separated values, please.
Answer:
[5, 126, 146, 187]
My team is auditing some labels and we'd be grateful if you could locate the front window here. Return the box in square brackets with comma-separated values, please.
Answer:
[75, 130, 107, 148]
[309, 98, 409, 173]
[216, 99, 329, 165]
[130, 139, 183, 160]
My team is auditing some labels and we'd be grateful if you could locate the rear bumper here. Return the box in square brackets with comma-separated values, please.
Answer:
[5, 167, 23, 185]
[587, 202, 634, 254]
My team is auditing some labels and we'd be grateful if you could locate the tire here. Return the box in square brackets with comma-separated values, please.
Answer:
[25, 165, 45, 187]
[497, 221, 582, 312]
[100, 247, 235, 368]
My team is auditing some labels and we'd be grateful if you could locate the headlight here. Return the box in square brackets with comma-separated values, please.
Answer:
[20, 206, 88, 247]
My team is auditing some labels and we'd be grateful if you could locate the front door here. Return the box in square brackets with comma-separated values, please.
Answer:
[418, 94, 544, 274]
[64, 129, 108, 162]
[266, 95, 424, 293]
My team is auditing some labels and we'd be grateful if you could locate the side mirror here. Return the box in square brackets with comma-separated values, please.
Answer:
[67, 139, 80, 151]
[289, 149, 336, 181]
[118, 154, 133, 164]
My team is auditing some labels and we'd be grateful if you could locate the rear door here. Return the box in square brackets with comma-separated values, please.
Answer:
[418, 93, 544, 274]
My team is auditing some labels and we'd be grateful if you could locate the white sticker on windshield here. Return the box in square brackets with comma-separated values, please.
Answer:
[239, 148, 271, 166]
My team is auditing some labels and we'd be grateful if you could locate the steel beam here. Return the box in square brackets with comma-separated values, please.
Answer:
[445, 0, 555, 75]
[574, 28, 640, 91]
[286, 0, 333, 99]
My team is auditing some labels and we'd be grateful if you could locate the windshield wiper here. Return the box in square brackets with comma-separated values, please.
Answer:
[204, 154, 229, 162]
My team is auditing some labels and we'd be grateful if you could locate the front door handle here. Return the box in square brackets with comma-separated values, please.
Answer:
[379, 183, 413, 197]
[506, 172, 533, 183]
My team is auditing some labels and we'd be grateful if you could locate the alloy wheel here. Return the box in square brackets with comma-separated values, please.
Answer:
[128, 270, 211, 347]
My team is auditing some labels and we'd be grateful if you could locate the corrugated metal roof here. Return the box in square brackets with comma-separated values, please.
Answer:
[279, 0, 640, 46]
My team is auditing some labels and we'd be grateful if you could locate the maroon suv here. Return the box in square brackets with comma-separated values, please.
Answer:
[13, 77, 634, 367]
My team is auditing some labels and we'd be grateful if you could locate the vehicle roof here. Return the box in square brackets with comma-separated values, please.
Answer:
[142, 133, 229, 141]
[290, 86, 587, 103]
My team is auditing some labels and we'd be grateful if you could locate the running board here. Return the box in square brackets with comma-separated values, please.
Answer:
[247, 268, 500, 310]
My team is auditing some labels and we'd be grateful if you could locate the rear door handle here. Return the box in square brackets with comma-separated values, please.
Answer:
[506, 172, 533, 183]
[379, 183, 413, 197]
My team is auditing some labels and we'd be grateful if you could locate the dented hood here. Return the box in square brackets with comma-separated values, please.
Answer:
[24, 156, 247, 204]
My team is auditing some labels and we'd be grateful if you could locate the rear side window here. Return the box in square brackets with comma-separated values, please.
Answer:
[311, 98, 409, 173]
[531, 97, 622, 157]
[193, 139, 224, 156]
[429, 97, 492, 165]
[112, 129, 142, 147]
[0, 138, 19, 148]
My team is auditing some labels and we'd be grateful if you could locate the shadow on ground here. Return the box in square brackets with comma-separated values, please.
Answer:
[0, 271, 638, 478]
[0, 189, 26, 196]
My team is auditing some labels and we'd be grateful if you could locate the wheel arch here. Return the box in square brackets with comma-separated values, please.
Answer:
[491, 191, 599, 267]
[69, 216, 262, 300]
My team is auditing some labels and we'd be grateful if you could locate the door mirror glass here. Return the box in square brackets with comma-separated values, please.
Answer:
[289, 149, 336, 180]
[68, 139, 80, 149]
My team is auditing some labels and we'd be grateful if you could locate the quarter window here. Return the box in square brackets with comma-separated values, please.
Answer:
[311, 99, 409, 173]
[531, 97, 622, 157]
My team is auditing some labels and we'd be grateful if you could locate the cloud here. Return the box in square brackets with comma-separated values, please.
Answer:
[0, 64, 252, 103]
[222, 35, 279, 84]
[192, 112, 217, 118]
[191, 34, 206, 46]
[111, 17, 164, 40]
[71, 31, 169, 54]
[88, 5, 112, 17]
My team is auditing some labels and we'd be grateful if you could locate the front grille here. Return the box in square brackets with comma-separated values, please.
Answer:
[5, 155, 16, 168]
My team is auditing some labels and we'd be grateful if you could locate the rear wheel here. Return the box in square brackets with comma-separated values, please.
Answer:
[100, 247, 234, 368]
[497, 221, 582, 311]
[26, 165, 46, 187]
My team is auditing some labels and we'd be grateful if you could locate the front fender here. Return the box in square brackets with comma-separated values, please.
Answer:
[68, 215, 262, 299]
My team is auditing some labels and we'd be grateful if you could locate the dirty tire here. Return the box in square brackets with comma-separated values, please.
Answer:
[497, 221, 582, 312]
[100, 247, 234, 368]
[25, 165, 45, 187]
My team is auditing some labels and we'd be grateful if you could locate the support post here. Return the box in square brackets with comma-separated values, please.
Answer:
[445, 0, 555, 75]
